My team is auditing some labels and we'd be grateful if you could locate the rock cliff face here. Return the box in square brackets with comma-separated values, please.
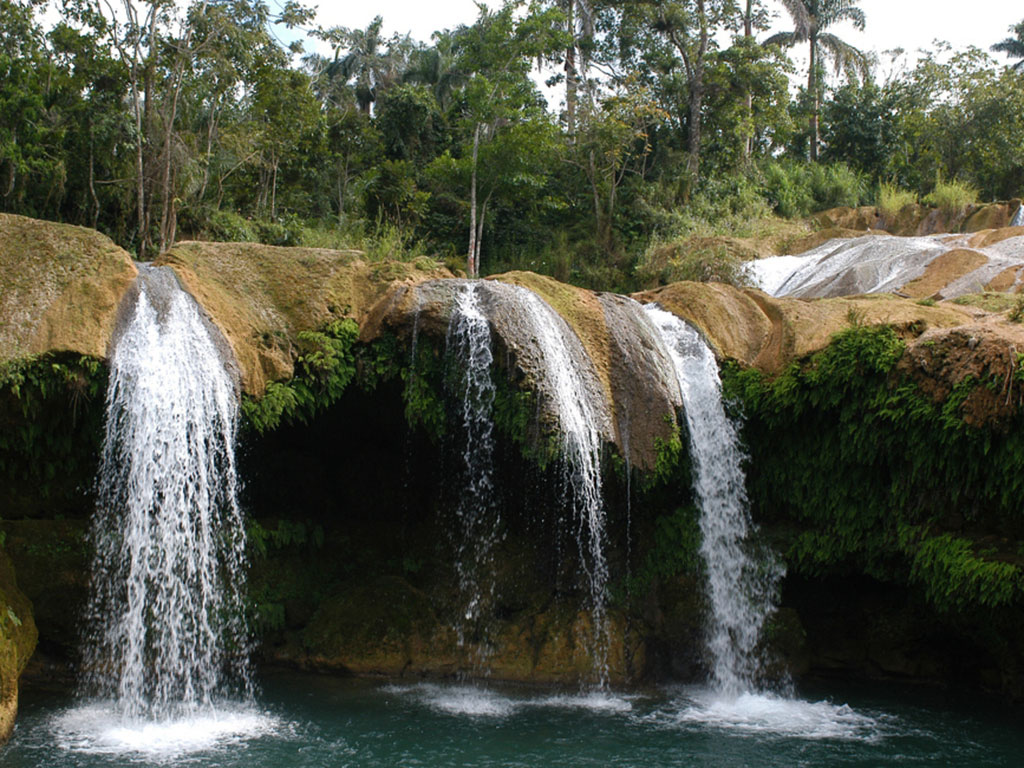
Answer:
[6, 214, 1024, 712]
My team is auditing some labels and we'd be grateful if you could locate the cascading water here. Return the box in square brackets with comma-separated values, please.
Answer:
[747, 232, 1024, 300]
[1012, 204, 1024, 228]
[644, 305, 782, 695]
[445, 282, 500, 664]
[513, 287, 610, 685]
[80, 264, 251, 719]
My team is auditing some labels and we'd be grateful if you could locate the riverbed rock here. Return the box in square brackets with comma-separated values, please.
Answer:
[285, 576, 642, 685]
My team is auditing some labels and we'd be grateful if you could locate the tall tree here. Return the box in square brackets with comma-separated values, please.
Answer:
[450, 1, 567, 277]
[766, 0, 868, 161]
[555, 0, 595, 136]
[992, 20, 1024, 70]
[313, 17, 414, 115]
[737, 0, 770, 159]
[611, 0, 738, 187]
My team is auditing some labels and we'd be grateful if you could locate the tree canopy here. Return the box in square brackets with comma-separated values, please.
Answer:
[0, 0, 1021, 288]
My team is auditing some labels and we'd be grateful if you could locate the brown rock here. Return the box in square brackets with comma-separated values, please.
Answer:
[0, 548, 37, 744]
[900, 248, 989, 299]
[0, 213, 137, 365]
[155, 242, 451, 395]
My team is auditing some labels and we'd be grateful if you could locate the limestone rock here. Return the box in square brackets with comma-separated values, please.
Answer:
[155, 242, 452, 395]
[0, 213, 137, 366]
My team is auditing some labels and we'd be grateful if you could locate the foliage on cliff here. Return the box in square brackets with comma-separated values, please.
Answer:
[0, 354, 106, 517]
[722, 324, 1024, 614]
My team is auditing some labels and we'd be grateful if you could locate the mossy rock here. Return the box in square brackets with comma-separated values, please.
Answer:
[0, 521, 89, 658]
[0, 213, 137, 366]
[156, 242, 452, 396]
[963, 201, 1018, 233]
[813, 206, 881, 232]
[0, 548, 38, 744]
[634, 281, 969, 373]
[301, 575, 457, 676]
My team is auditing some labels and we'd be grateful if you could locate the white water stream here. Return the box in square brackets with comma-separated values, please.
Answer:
[72, 264, 264, 754]
[644, 305, 782, 695]
[747, 233, 1024, 299]
[513, 286, 610, 685]
[445, 282, 500, 662]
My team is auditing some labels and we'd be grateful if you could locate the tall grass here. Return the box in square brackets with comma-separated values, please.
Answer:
[923, 179, 979, 217]
[876, 183, 918, 219]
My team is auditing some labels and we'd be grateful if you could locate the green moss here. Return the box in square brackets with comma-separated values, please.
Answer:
[951, 292, 1019, 312]
[721, 323, 1024, 614]
[402, 341, 446, 442]
[627, 505, 703, 594]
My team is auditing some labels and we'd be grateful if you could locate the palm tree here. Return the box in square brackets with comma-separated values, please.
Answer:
[402, 34, 466, 111]
[992, 20, 1024, 71]
[766, 0, 868, 161]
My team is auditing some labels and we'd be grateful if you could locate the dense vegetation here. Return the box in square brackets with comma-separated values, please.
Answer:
[2, 0, 1022, 290]
[722, 325, 1024, 614]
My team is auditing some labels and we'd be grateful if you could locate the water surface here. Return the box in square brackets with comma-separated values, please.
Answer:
[4, 673, 1022, 767]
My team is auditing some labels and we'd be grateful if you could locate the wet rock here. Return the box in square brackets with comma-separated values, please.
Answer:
[0, 548, 37, 744]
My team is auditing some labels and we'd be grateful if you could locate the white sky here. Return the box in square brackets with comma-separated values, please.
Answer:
[301, 0, 1021, 63]
[284, 0, 1022, 106]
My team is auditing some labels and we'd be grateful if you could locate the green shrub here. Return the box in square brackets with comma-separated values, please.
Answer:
[1009, 295, 1024, 323]
[877, 183, 918, 219]
[923, 178, 979, 217]
[191, 208, 258, 242]
[809, 162, 868, 211]
[364, 222, 427, 262]
[635, 237, 752, 288]
[256, 214, 304, 247]
[760, 160, 868, 218]
[300, 218, 366, 250]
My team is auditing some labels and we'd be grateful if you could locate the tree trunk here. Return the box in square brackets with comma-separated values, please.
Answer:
[565, 0, 577, 137]
[474, 194, 491, 274]
[131, 76, 147, 254]
[337, 154, 351, 223]
[742, 0, 753, 161]
[197, 100, 218, 202]
[270, 156, 278, 219]
[809, 37, 819, 162]
[158, 81, 184, 253]
[686, 66, 704, 179]
[89, 121, 100, 229]
[587, 148, 602, 239]
[467, 122, 481, 278]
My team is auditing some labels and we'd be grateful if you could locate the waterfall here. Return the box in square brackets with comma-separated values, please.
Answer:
[445, 282, 499, 664]
[644, 305, 782, 695]
[1012, 204, 1024, 228]
[81, 264, 251, 719]
[513, 286, 610, 685]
